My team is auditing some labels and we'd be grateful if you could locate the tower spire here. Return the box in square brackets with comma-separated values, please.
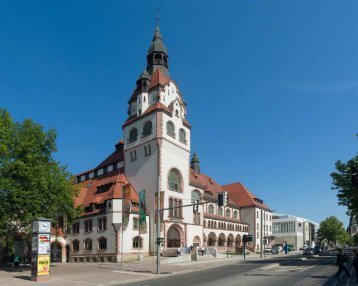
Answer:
[146, 10, 169, 77]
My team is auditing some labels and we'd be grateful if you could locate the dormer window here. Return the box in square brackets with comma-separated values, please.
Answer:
[175, 110, 179, 117]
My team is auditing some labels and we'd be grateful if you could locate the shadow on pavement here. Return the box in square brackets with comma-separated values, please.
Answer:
[0, 265, 31, 273]
[14, 275, 32, 281]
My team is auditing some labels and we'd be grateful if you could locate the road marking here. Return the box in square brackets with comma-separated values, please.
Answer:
[113, 270, 157, 276]
[51, 278, 104, 285]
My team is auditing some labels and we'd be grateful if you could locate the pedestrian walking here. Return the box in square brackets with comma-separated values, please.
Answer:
[353, 249, 358, 282]
[336, 249, 350, 278]
[201, 245, 205, 256]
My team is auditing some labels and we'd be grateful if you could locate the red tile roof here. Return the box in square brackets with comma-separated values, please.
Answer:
[189, 169, 224, 196]
[128, 68, 171, 103]
[148, 68, 170, 90]
[223, 182, 271, 211]
[122, 102, 171, 128]
[96, 147, 124, 168]
[74, 170, 139, 210]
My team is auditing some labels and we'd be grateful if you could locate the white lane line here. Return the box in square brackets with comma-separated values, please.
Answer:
[113, 270, 156, 276]
[299, 265, 316, 272]
[51, 278, 104, 285]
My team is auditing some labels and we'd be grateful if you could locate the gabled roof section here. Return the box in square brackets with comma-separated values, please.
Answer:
[149, 68, 170, 90]
[74, 170, 143, 217]
[122, 102, 171, 128]
[223, 182, 271, 211]
[96, 144, 124, 169]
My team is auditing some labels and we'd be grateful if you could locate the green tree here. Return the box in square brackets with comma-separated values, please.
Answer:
[0, 109, 80, 246]
[331, 136, 358, 218]
[317, 216, 347, 245]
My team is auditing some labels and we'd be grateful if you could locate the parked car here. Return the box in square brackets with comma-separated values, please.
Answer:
[303, 247, 314, 255]
[299, 245, 308, 250]
[314, 246, 322, 255]
[264, 246, 272, 253]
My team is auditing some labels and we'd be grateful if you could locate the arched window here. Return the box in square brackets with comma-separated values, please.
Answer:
[167, 227, 180, 248]
[98, 238, 107, 250]
[191, 190, 201, 203]
[84, 239, 92, 251]
[208, 204, 214, 214]
[218, 207, 223, 216]
[179, 129, 186, 144]
[226, 209, 231, 218]
[168, 169, 182, 192]
[129, 128, 138, 143]
[143, 121, 152, 137]
[166, 121, 175, 137]
[133, 236, 142, 249]
[234, 210, 238, 219]
[73, 240, 79, 251]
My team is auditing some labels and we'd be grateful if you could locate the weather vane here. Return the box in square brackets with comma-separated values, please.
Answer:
[156, 7, 160, 27]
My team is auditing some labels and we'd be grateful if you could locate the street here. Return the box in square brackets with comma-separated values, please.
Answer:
[120, 255, 338, 286]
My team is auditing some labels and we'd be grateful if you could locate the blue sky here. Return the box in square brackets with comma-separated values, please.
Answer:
[1, 1, 357, 226]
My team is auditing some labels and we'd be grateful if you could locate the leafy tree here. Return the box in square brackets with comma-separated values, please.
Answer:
[0, 109, 80, 248]
[331, 136, 358, 218]
[317, 216, 347, 245]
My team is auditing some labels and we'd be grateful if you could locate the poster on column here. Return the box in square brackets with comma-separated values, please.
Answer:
[37, 255, 50, 275]
[38, 234, 50, 255]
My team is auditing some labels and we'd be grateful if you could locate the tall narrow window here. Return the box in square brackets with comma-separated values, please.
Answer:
[226, 209, 231, 218]
[85, 220, 92, 232]
[208, 204, 214, 214]
[168, 169, 182, 192]
[129, 128, 138, 143]
[98, 238, 107, 250]
[84, 239, 92, 251]
[73, 240, 79, 251]
[98, 217, 107, 231]
[166, 121, 175, 137]
[179, 129, 186, 144]
[143, 121, 153, 137]
[169, 198, 173, 217]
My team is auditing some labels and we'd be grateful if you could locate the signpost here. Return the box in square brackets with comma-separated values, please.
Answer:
[31, 218, 51, 282]
[243, 234, 253, 260]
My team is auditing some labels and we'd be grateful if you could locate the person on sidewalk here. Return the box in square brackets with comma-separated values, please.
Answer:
[201, 245, 205, 256]
[353, 249, 358, 282]
[336, 249, 350, 278]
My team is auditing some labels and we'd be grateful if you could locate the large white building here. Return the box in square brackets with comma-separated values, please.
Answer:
[55, 25, 273, 262]
[272, 214, 319, 250]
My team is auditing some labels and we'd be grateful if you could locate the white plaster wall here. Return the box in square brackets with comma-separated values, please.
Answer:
[160, 139, 191, 222]
[186, 224, 204, 246]
[123, 113, 157, 149]
[67, 213, 117, 256]
[122, 214, 150, 254]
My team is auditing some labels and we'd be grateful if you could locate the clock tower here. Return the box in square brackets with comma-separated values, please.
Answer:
[122, 25, 191, 253]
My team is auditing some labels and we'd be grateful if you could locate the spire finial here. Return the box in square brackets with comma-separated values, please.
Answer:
[156, 7, 160, 28]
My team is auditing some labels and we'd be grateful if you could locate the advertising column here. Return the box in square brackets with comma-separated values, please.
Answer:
[31, 217, 51, 282]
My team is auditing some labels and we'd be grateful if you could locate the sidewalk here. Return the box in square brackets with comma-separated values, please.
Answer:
[0, 251, 301, 286]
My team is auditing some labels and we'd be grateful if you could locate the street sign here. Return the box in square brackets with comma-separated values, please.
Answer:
[243, 234, 253, 242]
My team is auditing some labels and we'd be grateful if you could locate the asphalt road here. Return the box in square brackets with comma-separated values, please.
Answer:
[120, 255, 338, 286]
